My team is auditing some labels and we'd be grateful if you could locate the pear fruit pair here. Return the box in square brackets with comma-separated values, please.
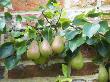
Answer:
[27, 39, 52, 60]
[40, 35, 65, 56]
[70, 52, 84, 70]
[98, 64, 108, 82]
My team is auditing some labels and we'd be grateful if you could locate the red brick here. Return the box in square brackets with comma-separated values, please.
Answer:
[0, 6, 4, 12]
[8, 64, 62, 79]
[0, 66, 5, 79]
[11, 0, 48, 11]
[81, 45, 97, 58]
[93, 79, 98, 82]
[8, 62, 98, 79]
[102, 0, 110, 5]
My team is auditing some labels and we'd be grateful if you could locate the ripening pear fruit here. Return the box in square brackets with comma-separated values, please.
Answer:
[108, 67, 110, 80]
[98, 64, 108, 82]
[27, 40, 40, 60]
[51, 36, 64, 54]
[40, 39, 52, 57]
[70, 52, 84, 70]
[33, 56, 48, 64]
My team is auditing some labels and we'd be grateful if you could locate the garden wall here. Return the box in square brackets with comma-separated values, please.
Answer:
[0, 0, 110, 82]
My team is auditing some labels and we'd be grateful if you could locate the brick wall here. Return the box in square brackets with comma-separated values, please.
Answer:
[0, 0, 110, 82]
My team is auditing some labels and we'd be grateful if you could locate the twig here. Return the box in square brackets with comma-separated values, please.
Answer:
[70, 25, 82, 30]
[42, 11, 51, 25]
[56, 8, 63, 25]
[42, 10, 58, 32]
[98, 32, 105, 37]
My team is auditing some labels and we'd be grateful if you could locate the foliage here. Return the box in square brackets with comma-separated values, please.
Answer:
[0, 0, 12, 8]
[0, 1, 110, 81]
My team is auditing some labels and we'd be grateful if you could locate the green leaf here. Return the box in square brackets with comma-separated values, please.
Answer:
[42, 27, 53, 43]
[25, 16, 37, 21]
[83, 23, 100, 38]
[92, 55, 103, 64]
[86, 37, 98, 45]
[4, 12, 12, 21]
[86, 9, 102, 17]
[73, 18, 87, 26]
[69, 36, 86, 52]
[87, 13, 101, 17]
[73, 13, 88, 26]
[0, 42, 15, 59]
[75, 14, 86, 19]
[96, 41, 110, 57]
[44, 10, 54, 19]
[4, 56, 19, 70]
[62, 64, 68, 77]
[98, 21, 109, 34]
[59, 18, 71, 29]
[0, 18, 5, 32]
[86, 9, 95, 15]
[47, 0, 57, 8]
[105, 31, 110, 44]
[15, 41, 27, 56]
[27, 27, 37, 39]
[59, 18, 71, 24]
[65, 30, 80, 40]
[48, 0, 57, 4]
[38, 19, 44, 26]
[16, 15, 22, 22]
[0, 0, 12, 8]
[11, 31, 22, 38]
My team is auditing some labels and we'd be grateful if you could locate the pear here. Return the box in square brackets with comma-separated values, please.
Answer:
[33, 56, 48, 64]
[51, 36, 64, 54]
[27, 40, 40, 60]
[108, 67, 110, 80]
[70, 52, 84, 70]
[98, 64, 108, 82]
[40, 39, 52, 57]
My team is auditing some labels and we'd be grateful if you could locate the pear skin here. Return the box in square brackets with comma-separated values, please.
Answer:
[27, 40, 40, 60]
[98, 64, 108, 82]
[70, 52, 84, 70]
[40, 39, 52, 57]
[33, 56, 48, 64]
[52, 36, 64, 54]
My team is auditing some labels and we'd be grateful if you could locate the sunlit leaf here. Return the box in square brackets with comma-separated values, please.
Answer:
[0, 18, 5, 31]
[98, 21, 109, 34]
[65, 30, 80, 40]
[62, 64, 68, 77]
[69, 36, 86, 52]
[44, 10, 54, 19]
[83, 23, 100, 38]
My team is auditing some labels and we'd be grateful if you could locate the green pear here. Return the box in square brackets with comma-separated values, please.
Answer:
[51, 36, 64, 54]
[70, 52, 84, 70]
[98, 64, 108, 82]
[33, 56, 48, 64]
[40, 39, 52, 57]
[27, 40, 40, 60]
[109, 67, 110, 80]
